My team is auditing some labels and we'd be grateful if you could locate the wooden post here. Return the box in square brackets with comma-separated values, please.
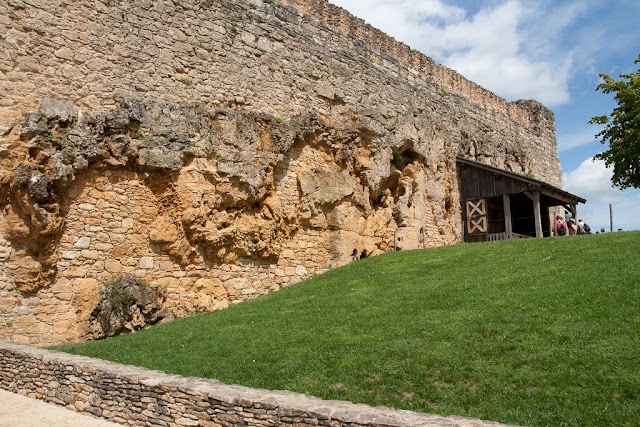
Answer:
[610, 204, 613, 232]
[533, 190, 543, 238]
[503, 193, 512, 239]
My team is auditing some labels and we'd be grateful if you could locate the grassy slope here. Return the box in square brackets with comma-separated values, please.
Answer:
[58, 232, 640, 427]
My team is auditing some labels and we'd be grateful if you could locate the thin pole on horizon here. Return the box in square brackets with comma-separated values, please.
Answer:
[610, 204, 613, 233]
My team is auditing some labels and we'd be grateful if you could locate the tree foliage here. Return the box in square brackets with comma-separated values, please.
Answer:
[590, 54, 640, 189]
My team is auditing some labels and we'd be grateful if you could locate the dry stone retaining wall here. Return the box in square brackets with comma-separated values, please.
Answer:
[0, 0, 563, 345]
[0, 340, 515, 427]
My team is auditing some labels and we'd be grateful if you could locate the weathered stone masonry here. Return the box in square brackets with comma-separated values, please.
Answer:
[0, 340, 514, 427]
[1, 0, 562, 345]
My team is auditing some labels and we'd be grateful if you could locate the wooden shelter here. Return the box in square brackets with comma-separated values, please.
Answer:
[457, 157, 586, 243]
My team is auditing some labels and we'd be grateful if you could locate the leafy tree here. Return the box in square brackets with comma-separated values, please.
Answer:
[590, 54, 640, 189]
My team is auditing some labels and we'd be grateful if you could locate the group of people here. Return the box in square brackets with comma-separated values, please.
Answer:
[554, 215, 591, 236]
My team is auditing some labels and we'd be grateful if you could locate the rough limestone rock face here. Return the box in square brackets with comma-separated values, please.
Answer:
[90, 275, 170, 339]
[0, 0, 562, 345]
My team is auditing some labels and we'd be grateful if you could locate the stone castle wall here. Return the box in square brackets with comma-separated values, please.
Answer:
[0, 0, 562, 345]
[278, 0, 548, 128]
[0, 0, 560, 181]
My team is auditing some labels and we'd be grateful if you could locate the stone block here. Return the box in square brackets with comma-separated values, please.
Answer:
[225, 277, 248, 290]
[175, 417, 199, 426]
[111, 244, 133, 257]
[62, 266, 90, 278]
[139, 257, 154, 269]
[74, 237, 91, 249]
[257, 37, 273, 52]
[122, 217, 135, 229]
[148, 216, 179, 243]
[81, 250, 100, 260]
[54, 47, 74, 60]
[194, 278, 225, 297]
[104, 260, 123, 274]
[61, 251, 80, 260]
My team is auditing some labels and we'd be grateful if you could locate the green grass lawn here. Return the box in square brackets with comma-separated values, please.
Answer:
[57, 232, 640, 427]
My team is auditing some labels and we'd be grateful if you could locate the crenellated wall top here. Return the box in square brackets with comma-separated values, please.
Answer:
[276, 0, 554, 127]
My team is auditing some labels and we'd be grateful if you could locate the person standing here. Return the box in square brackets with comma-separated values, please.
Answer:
[555, 215, 568, 236]
[577, 219, 591, 234]
[568, 218, 578, 236]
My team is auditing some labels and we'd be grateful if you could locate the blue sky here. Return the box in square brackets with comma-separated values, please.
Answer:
[328, 0, 640, 231]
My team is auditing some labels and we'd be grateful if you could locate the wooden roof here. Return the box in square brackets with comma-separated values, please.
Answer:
[456, 157, 586, 205]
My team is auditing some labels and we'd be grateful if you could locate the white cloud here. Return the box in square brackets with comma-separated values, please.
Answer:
[563, 158, 624, 203]
[557, 128, 601, 152]
[562, 158, 640, 231]
[328, 0, 579, 106]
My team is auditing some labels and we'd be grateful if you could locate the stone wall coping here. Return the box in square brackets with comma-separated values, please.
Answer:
[0, 340, 516, 427]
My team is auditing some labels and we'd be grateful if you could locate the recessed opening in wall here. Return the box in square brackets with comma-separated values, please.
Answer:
[445, 195, 453, 213]
[28, 147, 40, 160]
[360, 250, 369, 260]
[371, 173, 401, 208]
[397, 183, 406, 198]
[390, 147, 424, 171]
[182, 152, 196, 167]
[128, 119, 141, 135]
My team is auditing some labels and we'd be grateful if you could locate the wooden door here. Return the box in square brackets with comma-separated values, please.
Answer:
[466, 199, 487, 234]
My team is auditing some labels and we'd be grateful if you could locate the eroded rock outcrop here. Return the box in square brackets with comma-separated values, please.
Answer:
[1, 95, 465, 343]
[5, 96, 456, 266]
[90, 275, 170, 339]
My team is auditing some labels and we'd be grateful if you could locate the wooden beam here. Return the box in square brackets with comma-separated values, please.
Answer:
[503, 193, 512, 239]
[533, 190, 543, 238]
[523, 191, 534, 201]
[461, 199, 467, 243]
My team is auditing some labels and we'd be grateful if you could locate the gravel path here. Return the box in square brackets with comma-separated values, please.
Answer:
[0, 389, 123, 427]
